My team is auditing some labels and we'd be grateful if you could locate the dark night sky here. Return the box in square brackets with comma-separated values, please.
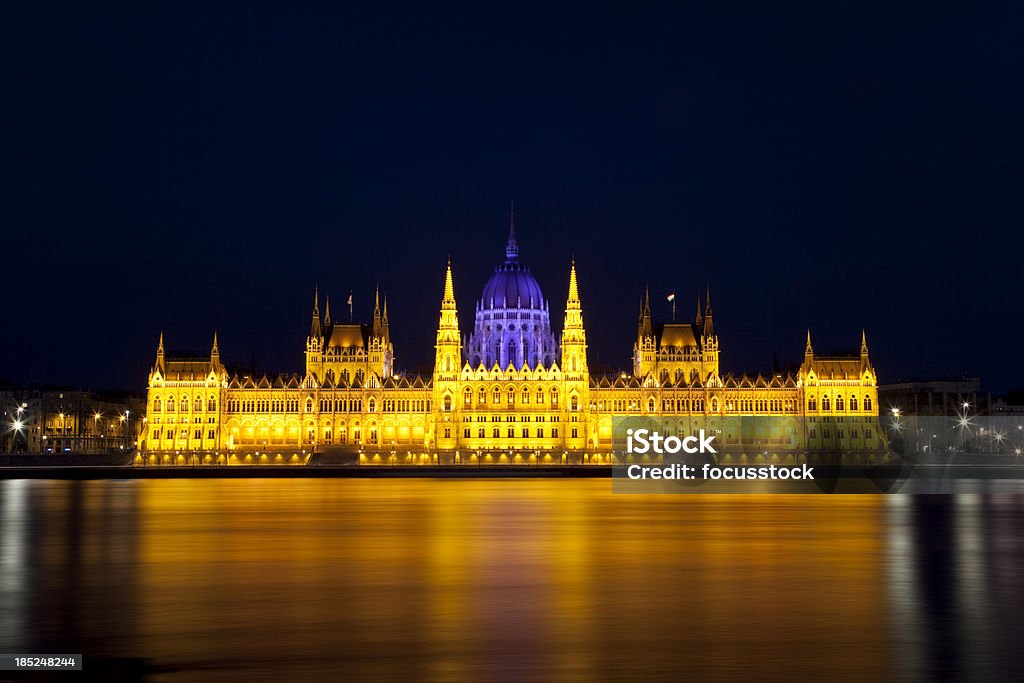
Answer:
[2, 2, 1021, 394]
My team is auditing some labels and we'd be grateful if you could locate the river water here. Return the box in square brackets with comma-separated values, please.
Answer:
[1, 479, 1022, 681]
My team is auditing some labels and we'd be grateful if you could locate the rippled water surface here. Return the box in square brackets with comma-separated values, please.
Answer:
[1, 479, 1023, 681]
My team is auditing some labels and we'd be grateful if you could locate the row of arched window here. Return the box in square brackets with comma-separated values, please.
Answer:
[463, 386, 561, 407]
[225, 398, 300, 413]
[444, 393, 578, 411]
[807, 394, 873, 412]
[464, 427, 560, 439]
[152, 395, 216, 413]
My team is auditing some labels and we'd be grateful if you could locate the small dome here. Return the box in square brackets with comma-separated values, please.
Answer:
[480, 263, 545, 310]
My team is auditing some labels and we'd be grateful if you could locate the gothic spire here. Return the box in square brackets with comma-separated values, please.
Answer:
[805, 329, 814, 358]
[695, 295, 703, 326]
[702, 284, 714, 337]
[372, 285, 382, 337]
[638, 285, 653, 339]
[567, 259, 580, 310]
[323, 296, 332, 326]
[442, 258, 456, 310]
[505, 201, 519, 262]
[310, 286, 322, 338]
[860, 329, 869, 358]
[155, 331, 165, 371]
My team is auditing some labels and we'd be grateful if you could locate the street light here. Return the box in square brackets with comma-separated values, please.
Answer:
[10, 419, 24, 452]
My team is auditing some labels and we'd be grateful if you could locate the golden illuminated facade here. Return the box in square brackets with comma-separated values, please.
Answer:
[141, 222, 883, 464]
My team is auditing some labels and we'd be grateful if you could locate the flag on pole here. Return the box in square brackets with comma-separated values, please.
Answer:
[666, 291, 676, 302]
[346, 293, 353, 306]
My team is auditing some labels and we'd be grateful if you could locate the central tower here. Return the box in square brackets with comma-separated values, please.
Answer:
[466, 207, 557, 369]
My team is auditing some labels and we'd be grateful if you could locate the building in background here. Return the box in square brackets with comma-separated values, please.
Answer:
[142, 216, 883, 465]
[1, 388, 144, 454]
[878, 378, 992, 418]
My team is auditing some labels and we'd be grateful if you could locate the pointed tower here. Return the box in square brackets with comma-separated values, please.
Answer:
[435, 260, 461, 373]
[372, 285, 382, 338]
[632, 286, 656, 378]
[305, 286, 325, 379]
[560, 260, 590, 449]
[860, 329, 869, 361]
[210, 331, 220, 368]
[702, 285, 715, 338]
[323, 296, 332, 327]
[640, 286, 653, 338]
[309, 286, 322, 339]
[433, 259, 462, 450]
[695, 295, 703, 327]
[155, 331, 165, 373]
[699, 285, 720, 381]
[805, 329, 814, 363]
[382, 295, 391, 345]
[561, 260, 588, 372]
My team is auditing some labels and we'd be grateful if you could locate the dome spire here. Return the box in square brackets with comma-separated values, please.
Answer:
[505, 200, 519, 262]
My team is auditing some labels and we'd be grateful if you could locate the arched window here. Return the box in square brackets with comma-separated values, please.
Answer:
[648, 398, 656, 413]
[492, 427, 499, 438]
[522, 389, 530, 404]
[478, 387, 486, 404]
[850, 395, 858, 411]
[822, 395, 831, 411]
[808, 397, 817, 411]
[536, 389, 544, 404]
[463, 388, 472, 406]
[522, 427, 529, 438]
[443, 396, 452, 412]
[368, 399, 376, 412]
[570, 395, 579, 411]
[194, 397, 203, 412]
[208, 397, 217, 412]
[508, 389, 515, 405]
[836, 396, 845, 412]
[864, 395, 873, 411]
[493, 388, 501, 403]
[550, 388, 559, 407]
[153, 397, 162, 412]
[711, 398, 719, 412]
[507, 427, 514, 438]
[181, 396, 189, 412]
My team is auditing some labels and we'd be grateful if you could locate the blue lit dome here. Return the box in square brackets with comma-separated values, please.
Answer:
[466, 212, 558, 369]
[480, 261, 545, 309]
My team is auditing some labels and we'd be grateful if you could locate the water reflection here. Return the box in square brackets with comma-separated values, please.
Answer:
[0, 479, 1022, 681]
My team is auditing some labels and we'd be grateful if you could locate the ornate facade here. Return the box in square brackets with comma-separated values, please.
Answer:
[141, 219, 883, 465]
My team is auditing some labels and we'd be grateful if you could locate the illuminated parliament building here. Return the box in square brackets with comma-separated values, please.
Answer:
[141, 218, 883, 465]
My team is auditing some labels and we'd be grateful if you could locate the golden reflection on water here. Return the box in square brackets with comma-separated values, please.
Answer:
[5, 479, 1019, 681]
